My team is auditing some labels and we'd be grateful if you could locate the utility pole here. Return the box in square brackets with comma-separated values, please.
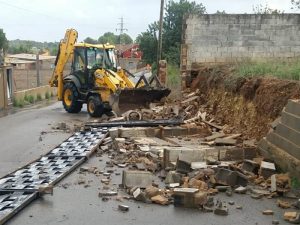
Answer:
[36, 53, 40, 87]
[157, 0, 164, 75]
[116, 17, 128, 45]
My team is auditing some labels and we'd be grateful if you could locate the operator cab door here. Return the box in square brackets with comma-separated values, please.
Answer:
[72, 47, 88, 89]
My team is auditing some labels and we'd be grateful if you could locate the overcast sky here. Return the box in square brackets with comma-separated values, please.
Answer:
[0, 0, 296, 42]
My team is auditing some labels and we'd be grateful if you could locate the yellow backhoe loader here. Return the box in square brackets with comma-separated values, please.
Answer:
[49, 29, 170, 117]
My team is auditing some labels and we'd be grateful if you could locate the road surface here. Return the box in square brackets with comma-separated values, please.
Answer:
[0, 101, 291, 225]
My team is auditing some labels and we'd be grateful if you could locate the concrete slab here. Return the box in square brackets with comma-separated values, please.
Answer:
[122, 170, 153, 188]
[258, 138, 300, 179]
[285, 99, 300, 117]
[274, 123, 300, 146]
[281, 110, 300, 132]
[266, 132, 300, 160]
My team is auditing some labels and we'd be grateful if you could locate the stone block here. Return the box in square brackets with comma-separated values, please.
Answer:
[122, 170, 153, 188]
[219, 147, 244, 161]
[173, 188, 207, 208]
[176, 153, 192, 174]
[163, 147, 206, 168]
[165, 171, 183, 184]
[259, 161, 276, 179]
[215, 168, 248, 187]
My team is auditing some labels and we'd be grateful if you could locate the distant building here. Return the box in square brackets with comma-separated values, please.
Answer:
[5, 53, 56, 70]
[115, 44, 142, 59]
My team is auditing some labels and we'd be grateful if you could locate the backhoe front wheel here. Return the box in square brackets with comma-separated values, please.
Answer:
[87, 95, 104, 117]
[62, 82, 82, 113]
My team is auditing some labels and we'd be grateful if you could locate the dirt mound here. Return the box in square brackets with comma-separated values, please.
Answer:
[193, 66, 300, 139]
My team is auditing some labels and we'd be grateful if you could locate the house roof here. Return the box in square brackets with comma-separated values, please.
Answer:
[115, 44, 139, 52]
[5, 58, 36, 64]
[7, 53, 56, 61]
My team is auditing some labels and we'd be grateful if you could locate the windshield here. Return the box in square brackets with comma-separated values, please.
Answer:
[107, 49, 117, 68]
[87, 47, 112, 69]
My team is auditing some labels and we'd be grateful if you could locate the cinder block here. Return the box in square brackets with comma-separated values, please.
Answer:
[122, 170, 153, 188]
[266, 132, 300, 160]
[274, 123, 300, 146]
[285, 100, 300, 117]
[281, 109, 300, 132]
[219, 147, 244, 161]
[258, 138, 300, 180]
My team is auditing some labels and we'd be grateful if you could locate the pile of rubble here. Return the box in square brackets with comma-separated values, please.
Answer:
[76, 126, 300, 223]
[108, 89, 218, 125]
[80, 88, 300, 222]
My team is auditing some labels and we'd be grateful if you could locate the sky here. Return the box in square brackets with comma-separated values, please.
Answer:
[0, 0, 296, 42]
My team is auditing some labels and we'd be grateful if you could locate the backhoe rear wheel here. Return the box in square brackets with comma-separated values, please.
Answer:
[87, 95, 104, 117]
[62, 82, 82, 113]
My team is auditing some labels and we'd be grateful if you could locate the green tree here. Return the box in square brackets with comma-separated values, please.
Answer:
[136, 22, 159, 64]
[7, 39, 59, 55]
[98, 32, 133, 44]
[0, 29, 8, 52]
[98, 32, 117, 44]
[163, 0, 206, 65]
[118, 33, 133, 44]
[84, 37, 98, 44]
[137, 0, 206, 66]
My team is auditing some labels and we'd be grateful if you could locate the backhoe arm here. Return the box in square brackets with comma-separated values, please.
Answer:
[49, 29, 78, 100]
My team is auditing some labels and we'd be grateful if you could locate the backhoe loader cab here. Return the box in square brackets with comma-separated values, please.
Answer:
[49, 29, 170, 117]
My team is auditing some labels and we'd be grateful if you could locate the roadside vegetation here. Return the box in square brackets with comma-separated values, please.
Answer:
[13, 91, 54, 108]
[234, 59, 300, 80]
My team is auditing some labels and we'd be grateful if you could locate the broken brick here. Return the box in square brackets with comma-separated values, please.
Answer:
[262, 210, 274, 215]
[214, 202, 228, 216]
[151, 195, 169, 205]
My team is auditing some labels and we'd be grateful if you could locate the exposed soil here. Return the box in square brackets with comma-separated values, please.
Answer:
[191, 65, 300, 140]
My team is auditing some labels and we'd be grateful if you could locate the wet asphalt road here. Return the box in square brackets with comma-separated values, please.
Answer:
[0, 101, 294, 225]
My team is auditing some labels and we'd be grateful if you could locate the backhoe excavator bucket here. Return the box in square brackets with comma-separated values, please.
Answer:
[109, 87, 171, 114]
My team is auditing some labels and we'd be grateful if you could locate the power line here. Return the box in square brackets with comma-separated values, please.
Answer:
[0, 0, 65, 21]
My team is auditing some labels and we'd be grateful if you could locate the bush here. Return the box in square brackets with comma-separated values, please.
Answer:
[45, 91, 50, 99]
[13, 98, 25, 108]
[24, 94, 29, 102]
[18, 99, 25, 107]
[13, 98, 18, 107]
[27, 95, 35, 104]
[36, 93, 42, 101]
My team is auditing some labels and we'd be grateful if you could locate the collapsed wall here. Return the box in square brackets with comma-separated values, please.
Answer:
[192, 67, 300, 140]
[259, 100, 300, 179]
[180, 14, 300, 176]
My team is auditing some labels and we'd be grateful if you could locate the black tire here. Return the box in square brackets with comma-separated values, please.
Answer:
[87, 95, 104, 117]
[62, 82, 82, 113]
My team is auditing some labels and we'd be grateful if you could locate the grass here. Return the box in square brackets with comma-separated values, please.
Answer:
[27, 95, 35, 104]
[45, 91, 50, 100]
[166, 64, 181, 100]
[291, 177, 300, 189]
[167, 64, 180, 87]
[235, 60, 300, 80]
[13, 98, 25, 107]
[36, 93, 42, 101]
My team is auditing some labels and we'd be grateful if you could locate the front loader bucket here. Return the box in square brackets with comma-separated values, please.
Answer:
[109, 87, 171, 114]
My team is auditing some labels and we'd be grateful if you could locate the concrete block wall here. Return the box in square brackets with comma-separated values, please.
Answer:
[258, 99, 300, 179]
[14, 85, 57, 102]
[182, 14, 300, 71]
